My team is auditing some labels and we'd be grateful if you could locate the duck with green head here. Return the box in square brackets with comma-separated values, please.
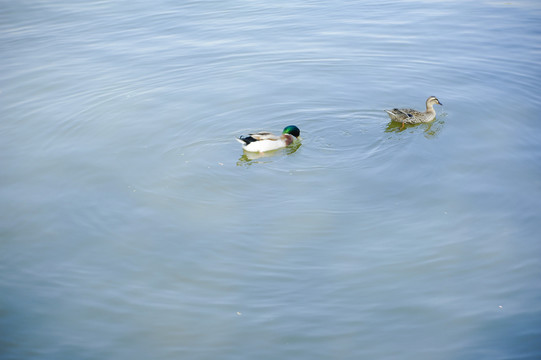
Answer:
[236, 125, 300, 153]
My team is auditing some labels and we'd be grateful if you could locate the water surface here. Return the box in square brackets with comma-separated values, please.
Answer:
[1, 1, 541, 359]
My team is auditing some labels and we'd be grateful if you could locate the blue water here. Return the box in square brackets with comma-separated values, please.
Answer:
[1, 1, 541, 359]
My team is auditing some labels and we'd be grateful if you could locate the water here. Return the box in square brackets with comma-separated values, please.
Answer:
[1, 1, 541, 359]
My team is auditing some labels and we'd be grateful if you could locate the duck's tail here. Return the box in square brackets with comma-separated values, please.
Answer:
[236, 137, 246, 145]
[237, 135, 258, 145]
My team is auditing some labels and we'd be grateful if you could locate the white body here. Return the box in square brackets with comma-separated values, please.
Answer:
[236, 133, 294, 152]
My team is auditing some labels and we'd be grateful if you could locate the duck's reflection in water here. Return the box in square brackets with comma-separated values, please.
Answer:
[384, 118, 446, 139]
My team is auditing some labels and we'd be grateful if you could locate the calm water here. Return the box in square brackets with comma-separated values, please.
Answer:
[1, 1, 541, 359]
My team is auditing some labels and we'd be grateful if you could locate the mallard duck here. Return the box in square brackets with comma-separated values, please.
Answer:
[385, 96, 443, 126]
[236, 125, 300, 153]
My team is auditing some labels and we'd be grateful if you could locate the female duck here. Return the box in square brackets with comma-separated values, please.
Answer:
[237, 125, 300, 153]
[385, 96, 443, 125]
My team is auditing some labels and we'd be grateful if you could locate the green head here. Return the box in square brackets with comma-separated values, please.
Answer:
[282, 125, 300, 138]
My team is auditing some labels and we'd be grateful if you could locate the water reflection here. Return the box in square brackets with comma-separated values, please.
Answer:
[237, 140, 302, 166]
[384, 118, 446, 139]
